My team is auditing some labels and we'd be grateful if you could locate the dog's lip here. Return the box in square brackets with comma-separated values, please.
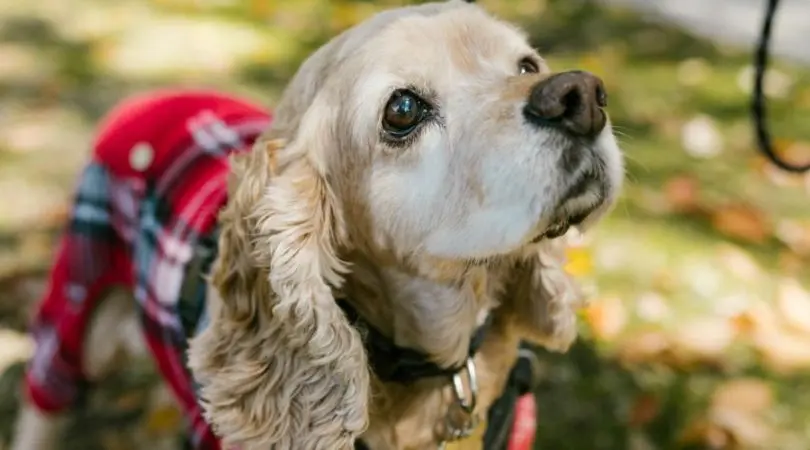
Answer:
[529, 210, 589, 243]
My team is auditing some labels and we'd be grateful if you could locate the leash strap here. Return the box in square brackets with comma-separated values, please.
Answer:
[751, 0, 809, 172]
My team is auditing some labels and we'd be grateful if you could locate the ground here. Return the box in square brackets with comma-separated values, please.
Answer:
[1, 0, 810, 449]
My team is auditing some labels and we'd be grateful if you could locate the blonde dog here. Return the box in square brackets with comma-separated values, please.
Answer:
[11, 1, 623, 449]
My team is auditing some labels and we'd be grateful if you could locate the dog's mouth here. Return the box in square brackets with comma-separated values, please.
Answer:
[529, 172, 605, 243]
[529, 210, 589, 243]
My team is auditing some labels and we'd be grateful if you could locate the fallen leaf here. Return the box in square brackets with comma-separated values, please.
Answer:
[629, 393, 660, 427]
[775, 220, 810, 255]
[709, 408, 772, 448]
[776, 278, 810, 335]
[711, 378, 773, 414]
[583, 296, 627, 341]
[751, 322, 810, 373]
[670, 317, 737, 362]
[716, 244, 762, 280]
[710, 204, 771, 244]
[773, 141, 810, 171]
[709, 379, 774, 448]
[616, 330, 670, 364]
[679, 418, 732, 449]
[663, 175, 701, 213]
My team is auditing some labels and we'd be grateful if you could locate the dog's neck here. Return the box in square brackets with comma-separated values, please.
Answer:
[340, 252, 507, 367]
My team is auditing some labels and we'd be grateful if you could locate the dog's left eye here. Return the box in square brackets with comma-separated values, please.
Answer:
[382, 90, 429, 138]
[518, 57, 539, 75]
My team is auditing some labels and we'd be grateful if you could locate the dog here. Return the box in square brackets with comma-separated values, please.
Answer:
[10, 1, 624, 449]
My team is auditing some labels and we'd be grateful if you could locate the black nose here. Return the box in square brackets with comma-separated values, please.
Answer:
[523, 70, 608, 138]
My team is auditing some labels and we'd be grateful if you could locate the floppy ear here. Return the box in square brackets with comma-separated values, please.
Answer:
[502, 237, 586, 353]
[187, 130, 370, 449]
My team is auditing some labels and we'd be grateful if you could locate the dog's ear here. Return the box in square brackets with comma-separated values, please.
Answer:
[188, 106, 369, 449]
[502, 237, 586, 352]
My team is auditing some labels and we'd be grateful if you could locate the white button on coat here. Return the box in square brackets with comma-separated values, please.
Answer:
[129, 142, 154, 172]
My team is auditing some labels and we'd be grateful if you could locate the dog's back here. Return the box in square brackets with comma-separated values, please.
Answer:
[13, 90, 272, 450]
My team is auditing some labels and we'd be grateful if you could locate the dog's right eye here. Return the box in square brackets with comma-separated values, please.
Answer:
[382, 90, 428, 139]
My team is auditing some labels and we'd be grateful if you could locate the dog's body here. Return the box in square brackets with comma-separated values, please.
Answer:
[12, 2, 624, 450]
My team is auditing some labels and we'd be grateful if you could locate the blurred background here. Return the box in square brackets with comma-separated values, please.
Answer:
[1, 0, 810, 449]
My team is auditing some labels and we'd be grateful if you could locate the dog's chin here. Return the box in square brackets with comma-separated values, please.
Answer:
[528, 180, 610, 244]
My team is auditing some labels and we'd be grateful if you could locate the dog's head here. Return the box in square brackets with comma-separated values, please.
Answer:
[188, 2, 623, 449]
[271, 0, 622, 264]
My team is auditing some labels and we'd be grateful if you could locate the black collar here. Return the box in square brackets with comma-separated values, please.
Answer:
[186, 227, 492, 384]
[337, 300, 492, 384]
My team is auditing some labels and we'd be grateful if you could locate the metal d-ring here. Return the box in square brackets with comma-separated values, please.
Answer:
[440, 357, 480, 445]
[451, 357, 478, 414]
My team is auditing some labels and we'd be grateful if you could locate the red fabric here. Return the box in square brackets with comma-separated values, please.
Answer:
[24, 89, 272, 450]
[507, 394, 538, 450]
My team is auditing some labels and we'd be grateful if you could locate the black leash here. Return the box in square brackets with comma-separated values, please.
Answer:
[752, 0, 810, 172]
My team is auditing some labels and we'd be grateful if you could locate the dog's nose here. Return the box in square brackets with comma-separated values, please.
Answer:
[524, 70, 607, 138]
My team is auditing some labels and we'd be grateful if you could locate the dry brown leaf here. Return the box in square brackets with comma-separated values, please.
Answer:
[716, 245, 762, 280]
[775, 220, 810, 255]
[629, 393, 660, 427]
[679, 418, 732, 449]
[746, 302, 810, 373]
[776, 278, 810, 335]
[583, 296, 627, 341]
[754, 330, 810, 373]
[777, 141, 810, 167]
[711, 378, 773, 414]
[709, 409, 771, 449]
[710, 204, 771, 244]
[616, 330, 670, 364]
[663, 175, 701, 213]
[670, 317, 737, 363]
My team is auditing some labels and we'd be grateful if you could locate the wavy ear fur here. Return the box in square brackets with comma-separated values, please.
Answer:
[503, 237, 586, 353]
[187, 136, 369, 449]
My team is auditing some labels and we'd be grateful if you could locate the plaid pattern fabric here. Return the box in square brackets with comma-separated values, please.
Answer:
[24, 90, 272, 450]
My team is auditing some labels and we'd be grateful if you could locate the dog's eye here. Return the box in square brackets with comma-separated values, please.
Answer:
[518, 57, 539, 75]
[383, 90, 428, 138]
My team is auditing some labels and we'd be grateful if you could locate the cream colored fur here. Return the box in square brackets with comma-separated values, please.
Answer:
[188, 1, 623, 449]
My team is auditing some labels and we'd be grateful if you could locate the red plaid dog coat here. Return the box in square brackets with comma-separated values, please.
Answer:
[24, 89, 272, 450]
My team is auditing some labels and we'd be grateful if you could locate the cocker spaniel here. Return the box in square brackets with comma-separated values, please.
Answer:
[10, 1, 623, 449]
